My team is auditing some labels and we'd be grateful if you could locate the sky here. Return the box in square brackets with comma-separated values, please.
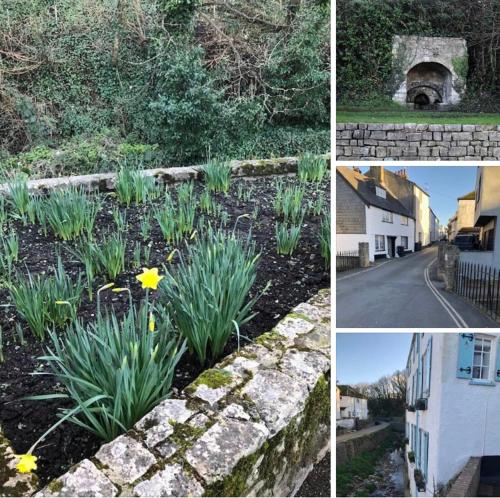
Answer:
[336, 333, 412, 384]
[360, 166, 478, 227]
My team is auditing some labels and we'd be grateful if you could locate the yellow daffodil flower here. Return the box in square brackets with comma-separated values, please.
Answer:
[149, 312, 155, 332]
[136, 267, 163, 290]
[15, 453, 37, 474]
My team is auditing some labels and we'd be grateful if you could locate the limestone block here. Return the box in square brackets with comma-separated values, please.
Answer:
[38, 460, 117, 497]
[134, 399, 195, 449]
[95, 435, 156, 485]
[133, 464, 204, 497]
[242, 370, 308, 435]
[185, 419, 269, 484]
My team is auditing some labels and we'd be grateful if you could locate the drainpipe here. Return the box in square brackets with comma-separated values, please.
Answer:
[416, 334, 421, 495]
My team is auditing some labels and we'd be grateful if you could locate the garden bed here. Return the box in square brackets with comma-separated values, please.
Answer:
[0, 165, 329, 486]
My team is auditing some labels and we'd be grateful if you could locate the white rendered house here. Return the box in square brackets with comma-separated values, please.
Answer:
[336, 167, 416, 262]
[366, 167, 431, 248]
[405, 333, 500, 496]
[337, 385, 369, 420]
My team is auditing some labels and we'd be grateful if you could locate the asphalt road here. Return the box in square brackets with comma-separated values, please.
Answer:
[336, 245, 497, 328]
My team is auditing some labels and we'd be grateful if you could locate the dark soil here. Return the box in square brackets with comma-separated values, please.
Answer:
[297, 452, 331, 497]
[0, 174, 330, 486]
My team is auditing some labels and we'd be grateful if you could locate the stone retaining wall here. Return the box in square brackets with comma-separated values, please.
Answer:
[336, 425, 391, 467]
[32, 289, 330, 497]
[446, 457, 481, 497]
[0, 155, 331, 195]
[336, 123, 500, 160]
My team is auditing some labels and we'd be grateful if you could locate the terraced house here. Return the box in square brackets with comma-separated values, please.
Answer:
[336, 166, 415, 262]
[405, 333, 500, 496]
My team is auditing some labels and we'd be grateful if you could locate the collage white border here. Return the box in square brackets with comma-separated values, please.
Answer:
[330, 0, 500, 495]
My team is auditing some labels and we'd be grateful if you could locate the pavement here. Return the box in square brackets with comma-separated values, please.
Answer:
[336, 245, 497, 328]
[336, 422, 390, 444]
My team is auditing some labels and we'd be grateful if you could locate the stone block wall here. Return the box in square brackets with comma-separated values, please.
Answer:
[0, 155, 331, 196]
[336, 425, 391, 467]
[336, 123, 500, 160]
[33, 289, 331, 497]
[446, 457, 481, 497]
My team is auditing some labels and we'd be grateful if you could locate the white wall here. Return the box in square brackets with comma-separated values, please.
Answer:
[336, 233, 370, 254]
[336, 418, 356, 429]
[459, 251, 499, 269]
[339, 395, 369, 419]
[414, 186, 431, 246]
[406, 333, 500, 497]
[457, 199, 475, 231]
[366, 205, 415, 261]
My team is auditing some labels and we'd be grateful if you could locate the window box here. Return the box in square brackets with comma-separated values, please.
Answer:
[414, 469, 426, 492]
[408, 451, 415, 463]
[415, 398, 428, 410]
[406, 404, 416, 412]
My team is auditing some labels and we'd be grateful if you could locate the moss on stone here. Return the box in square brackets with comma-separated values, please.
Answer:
[203, 373, 330, 497]
[169, 423, 206, 453]
[47, 479, 63, 493]
[287, 312, 315, 323]
[185, 368, 234, 395]
[254, 331, 286, 349]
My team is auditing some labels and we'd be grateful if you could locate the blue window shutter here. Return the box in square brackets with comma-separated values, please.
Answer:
[426, 337, 432, 396]
[457, 333, 474, 379]
[424, 432, 429, 479]
[496, 339, 500, 381]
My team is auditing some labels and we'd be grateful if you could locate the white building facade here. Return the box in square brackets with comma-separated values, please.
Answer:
[406, 333, 500, 496]
[337, 167, 416, 262]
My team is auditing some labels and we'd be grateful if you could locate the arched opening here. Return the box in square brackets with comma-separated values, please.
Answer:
[405, 62, 452, 108]
[414, 93, 430, 107]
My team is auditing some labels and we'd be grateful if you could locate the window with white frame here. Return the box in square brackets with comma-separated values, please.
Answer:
[401, 236, 408, 250]
[401, 215, 409, 225]
[375, 235, 385, 252]
[473, 335, 493, 380]
[375, 186, 387, 199]
[382, 210, 393, 223]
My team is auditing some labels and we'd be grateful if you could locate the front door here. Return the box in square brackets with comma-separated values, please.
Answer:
[388, 236, 397, 258]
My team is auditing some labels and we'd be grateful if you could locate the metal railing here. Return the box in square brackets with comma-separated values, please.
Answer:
[336, 251, 360, 272]
[455, 261, 500, 320]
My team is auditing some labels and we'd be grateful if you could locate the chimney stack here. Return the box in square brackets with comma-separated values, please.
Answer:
[368, 166, 385, 185]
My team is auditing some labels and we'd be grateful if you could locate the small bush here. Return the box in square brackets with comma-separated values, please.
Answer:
[9, 258, 83, 340]
[34, 304, 186, 441]
[319, 211, 330, 268]
[43, 188, 101, 240]
[159, 228, 267, 365]
[202, 159, 231, 193]
[276, 222, 302, 255]
[115, 162, 158, 206]
[298, 152, 328, 182]
[94, 232, 126, 280]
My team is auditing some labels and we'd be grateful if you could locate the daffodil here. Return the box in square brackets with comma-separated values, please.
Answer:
[15, 453, 37, 474]
[149, 312, 155, 332]
[112, 288, 129, 293]
[136, 267, 163, 290]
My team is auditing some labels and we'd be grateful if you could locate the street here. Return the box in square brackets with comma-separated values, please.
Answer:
[336, 245, 497, 328]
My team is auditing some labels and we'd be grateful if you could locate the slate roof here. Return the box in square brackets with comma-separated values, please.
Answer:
[458, 191, 475, 201]
[337, 385, 366, 399]
[336, 166, 414, 218]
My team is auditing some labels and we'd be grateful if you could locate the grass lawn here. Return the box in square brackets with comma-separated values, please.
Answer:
[337, 107, 500, 125]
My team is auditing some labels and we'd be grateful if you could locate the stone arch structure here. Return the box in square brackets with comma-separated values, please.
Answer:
[392, 36, 467, 108]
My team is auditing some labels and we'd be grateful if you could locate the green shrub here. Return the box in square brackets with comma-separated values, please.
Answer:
[7, 177, 30, 221]
[94, 232, 126, 280]
[319, 211, 330, 268]
[298, 152, 328, 182]
[33, 304, 186, 441]
[276, 222, 302, 255]
[9, 258, 83, 340]
[43, 188, 101, 240]
[115, 162, 158, 206]
[202, 159, 231, 193]
[159, 228, 268, 365]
